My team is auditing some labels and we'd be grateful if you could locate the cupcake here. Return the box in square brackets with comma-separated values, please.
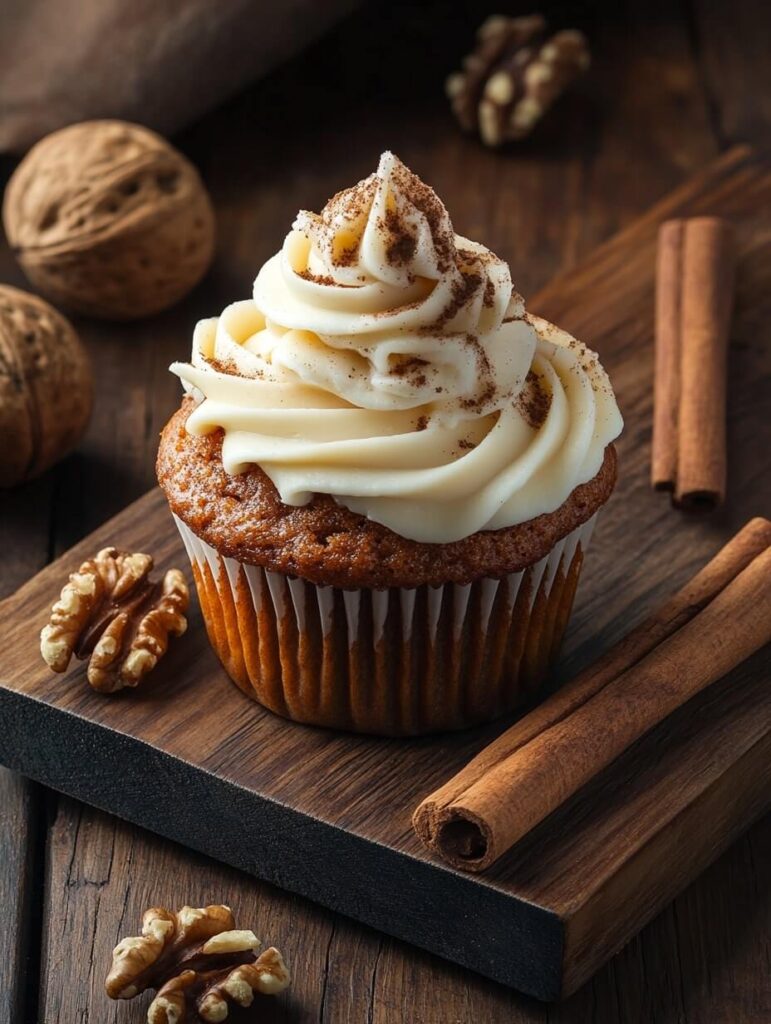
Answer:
[157, 153, 622, 735]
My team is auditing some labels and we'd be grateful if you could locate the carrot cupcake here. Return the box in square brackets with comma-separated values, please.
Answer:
[157, 152, 622, 735]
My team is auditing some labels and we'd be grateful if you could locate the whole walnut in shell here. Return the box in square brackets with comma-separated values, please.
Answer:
[2, 120, 215, 320]
[0, 285, 92, 487]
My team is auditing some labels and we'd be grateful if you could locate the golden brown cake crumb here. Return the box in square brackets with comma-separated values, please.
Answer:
[157, 399, 616, 589]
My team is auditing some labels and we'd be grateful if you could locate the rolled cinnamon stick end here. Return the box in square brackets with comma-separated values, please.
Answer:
[413, 519, 771, 872]
[652, 219, 685, 491]
[651, 216, 736, 508]
[675, 217, 736, 509]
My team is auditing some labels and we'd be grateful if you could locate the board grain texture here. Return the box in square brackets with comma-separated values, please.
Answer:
[0, 146, 769, 1003]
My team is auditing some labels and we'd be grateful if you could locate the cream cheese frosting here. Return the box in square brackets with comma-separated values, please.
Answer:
[170, 152, 622, 544]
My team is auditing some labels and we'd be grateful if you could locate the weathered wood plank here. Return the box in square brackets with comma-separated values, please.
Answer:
[39, 799, 339, 1023]
[690, 0, 771, 145]
[36, 798, 771, 1023]
[0, 772, 43, 1024]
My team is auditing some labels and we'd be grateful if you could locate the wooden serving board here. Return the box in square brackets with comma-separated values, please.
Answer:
[1, 148, 769, 1002]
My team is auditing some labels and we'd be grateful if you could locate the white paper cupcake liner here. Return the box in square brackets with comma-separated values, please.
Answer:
[173, 513, 597, 735]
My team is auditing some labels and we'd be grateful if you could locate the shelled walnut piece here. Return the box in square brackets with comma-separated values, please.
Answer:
[106, 905, 290, 1022]
[446, 14, 590, 146]
[0, 284, 92, 487]
[40, 546, 188, 692]
[3, 120, 215, 320]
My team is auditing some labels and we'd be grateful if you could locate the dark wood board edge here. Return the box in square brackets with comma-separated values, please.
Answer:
[0, 686, 565, 1001]
[561, 731, 771, 997]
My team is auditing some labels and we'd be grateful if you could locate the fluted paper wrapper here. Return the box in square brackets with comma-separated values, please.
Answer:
[173, 514, 597, 736]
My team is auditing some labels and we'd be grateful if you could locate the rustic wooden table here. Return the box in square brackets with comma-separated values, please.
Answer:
[1, 3, 769, 1021]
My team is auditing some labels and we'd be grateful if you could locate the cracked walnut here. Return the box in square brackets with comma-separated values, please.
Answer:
[40, 546, 188, 692]
[105, 904, 290, 1022]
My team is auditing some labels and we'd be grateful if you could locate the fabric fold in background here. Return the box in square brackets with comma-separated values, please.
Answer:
[0, 0, 360, 154]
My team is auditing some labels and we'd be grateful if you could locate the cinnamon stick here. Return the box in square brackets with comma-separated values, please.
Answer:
[652, 220, 684, 491]
[413, 518, 771, 871]
[651, 217, 736, 507]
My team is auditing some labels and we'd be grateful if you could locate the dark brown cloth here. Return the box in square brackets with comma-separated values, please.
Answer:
[0, 0, 359, 154]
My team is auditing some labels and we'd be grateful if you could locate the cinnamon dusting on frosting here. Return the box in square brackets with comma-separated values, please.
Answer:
[383, 208, 418, 267]
[515, 369, 552, 427]
[298, 269, 338, 287]
[434, 273, 483, 328]
[459, 334, 497, 412]
[208, 355, 252, 378]
[170, 152, 623, 545]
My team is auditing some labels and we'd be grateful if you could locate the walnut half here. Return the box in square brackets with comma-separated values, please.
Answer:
[106, 905, 290, 1022]
[446, 15, 591, 146]
[40, 546, 188, 693]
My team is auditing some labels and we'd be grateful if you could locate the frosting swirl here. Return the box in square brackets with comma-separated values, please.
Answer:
[171, 152, 622, 544]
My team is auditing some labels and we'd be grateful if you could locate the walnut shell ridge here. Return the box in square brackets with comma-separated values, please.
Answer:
[3, 120, 216, 320]
[0, 285, 92, 487]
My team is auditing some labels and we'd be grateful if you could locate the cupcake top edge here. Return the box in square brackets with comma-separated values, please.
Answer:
[169, 152, 623, 544]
